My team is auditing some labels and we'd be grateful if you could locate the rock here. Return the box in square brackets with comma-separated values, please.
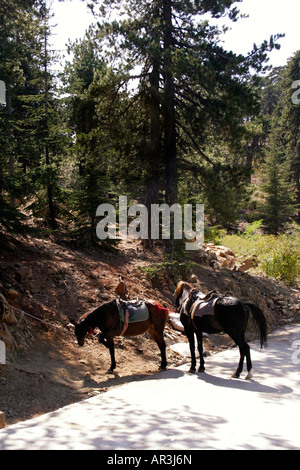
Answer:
[2, 308, 17, 325]
[196, 244, 237, 270]
[100, 293, 110, 301]
[0, 324, 14, 349]
[237, 256, 259, 273]
[6, 289, 18, 301]
[277, 300, 288, 306]
[293, 311, 300, 323]
[0, 293, 17, 325]
[16, 266, 32, 282]
[0, 411, 5, 429]
[24, 279, 41, 294]
[169, 311, 184, 332]
[223, 279, 242, 297]
[115, 277, 128, 299]
[189, 274, 198, 283]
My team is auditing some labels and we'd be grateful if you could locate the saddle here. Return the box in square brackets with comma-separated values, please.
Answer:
[183, 289, 220, 319]
[190, 296, 219, 319]
[116, 297, 149, 335]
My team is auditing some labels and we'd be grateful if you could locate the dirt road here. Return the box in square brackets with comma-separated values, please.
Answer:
[0, 324, 299, 450]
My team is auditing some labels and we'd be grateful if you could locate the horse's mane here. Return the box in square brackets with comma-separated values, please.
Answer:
[174, 281, 193, 308]
[175, 281, 192, 299]
[78, 299, 116, 323]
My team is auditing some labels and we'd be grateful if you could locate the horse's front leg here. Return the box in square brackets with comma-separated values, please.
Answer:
[186, 328, 197, 373]
[196, 331, 205, 372]
[97, 333, 109, 348]
[106, 338, 116, 372]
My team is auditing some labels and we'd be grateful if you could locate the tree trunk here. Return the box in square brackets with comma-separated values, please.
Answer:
[143, 57, 161, 249]
[7, 94, 15, 208]
[44, 21, 57, 230]
[293, 154, 300, 222]
[162, 0, 177, 258]
[162, 0, 177, 207]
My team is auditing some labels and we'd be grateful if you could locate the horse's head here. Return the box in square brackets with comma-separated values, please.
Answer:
[72, 319, 94, 347]
[174, 281, 193, 309]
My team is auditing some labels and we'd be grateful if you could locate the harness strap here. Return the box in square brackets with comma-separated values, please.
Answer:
[180, 290, 221, 319]
[120, 309, 129, 336]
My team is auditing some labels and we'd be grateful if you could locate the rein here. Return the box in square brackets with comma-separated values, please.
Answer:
[9, 304, 67, 332]
[82, 300, 120, 337]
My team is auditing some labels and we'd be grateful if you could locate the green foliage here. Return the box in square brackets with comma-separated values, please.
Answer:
[222, 227, 300, 284]
[1, 0, 297, 256]
[200, 162, 252, 226]
[139, 260, 197, 282]
[263, 251, 299, 285]
[204, 226, 226, 245]
[257, 52, 300, 230]
[257, 145, 296, 234]
[0, 1, 65, 232]
[242, 220, 263, 238]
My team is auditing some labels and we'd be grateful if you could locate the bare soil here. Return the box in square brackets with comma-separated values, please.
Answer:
[0, 234, 298, 426]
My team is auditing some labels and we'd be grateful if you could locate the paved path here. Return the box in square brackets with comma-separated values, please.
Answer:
[0, 324, 300, 450]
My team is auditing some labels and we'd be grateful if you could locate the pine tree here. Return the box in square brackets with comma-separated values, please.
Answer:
[0, 1, 46, 232]
[258, 51, 300, 230]
[0, 0, 64, 234]
[93, 0, 282, 213]
[259, 143, 296, 235]
[279, 51, 300, 219]
[63, 35, 121, 244]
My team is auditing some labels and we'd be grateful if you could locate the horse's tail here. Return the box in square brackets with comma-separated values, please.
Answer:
[244, 302, 267, 348]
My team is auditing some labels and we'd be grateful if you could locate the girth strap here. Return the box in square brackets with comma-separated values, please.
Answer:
[116, 297, 149, 336]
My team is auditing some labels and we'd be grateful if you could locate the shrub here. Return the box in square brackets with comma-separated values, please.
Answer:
[222, 226, 300, 285]
[263, 251, 299, 284]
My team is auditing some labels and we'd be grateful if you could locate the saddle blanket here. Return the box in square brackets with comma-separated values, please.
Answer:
[191, 296, 218, 319]
[116, 298, 149, 335]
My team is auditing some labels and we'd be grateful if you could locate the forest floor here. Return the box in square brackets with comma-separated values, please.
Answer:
[0, 232, 299, 426]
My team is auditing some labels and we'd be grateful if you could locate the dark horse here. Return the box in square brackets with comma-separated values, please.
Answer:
[72, 298, 168, 371]
[175, 281, 267, 379]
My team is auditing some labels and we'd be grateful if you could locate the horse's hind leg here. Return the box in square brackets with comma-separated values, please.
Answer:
[149, 328, 167, 370]
[231, 335, 253, 379]
[244, 343, 253, 379]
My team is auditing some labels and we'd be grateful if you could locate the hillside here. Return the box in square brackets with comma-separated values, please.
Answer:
[1, 234, 300, 426]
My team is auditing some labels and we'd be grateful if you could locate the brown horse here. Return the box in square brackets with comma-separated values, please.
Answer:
[73, 298, 169, 371]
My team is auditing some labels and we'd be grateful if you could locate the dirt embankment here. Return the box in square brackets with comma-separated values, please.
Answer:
[0, 235, 299, 426]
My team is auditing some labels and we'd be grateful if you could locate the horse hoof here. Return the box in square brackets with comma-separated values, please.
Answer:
[231, 372, 240, 379]
[189, 368, 196, 374]
[198, 367, 205, 373]
[245, 369, 253, 380]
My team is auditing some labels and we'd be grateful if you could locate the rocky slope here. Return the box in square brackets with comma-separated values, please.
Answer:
[0, 235, 299, 426]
